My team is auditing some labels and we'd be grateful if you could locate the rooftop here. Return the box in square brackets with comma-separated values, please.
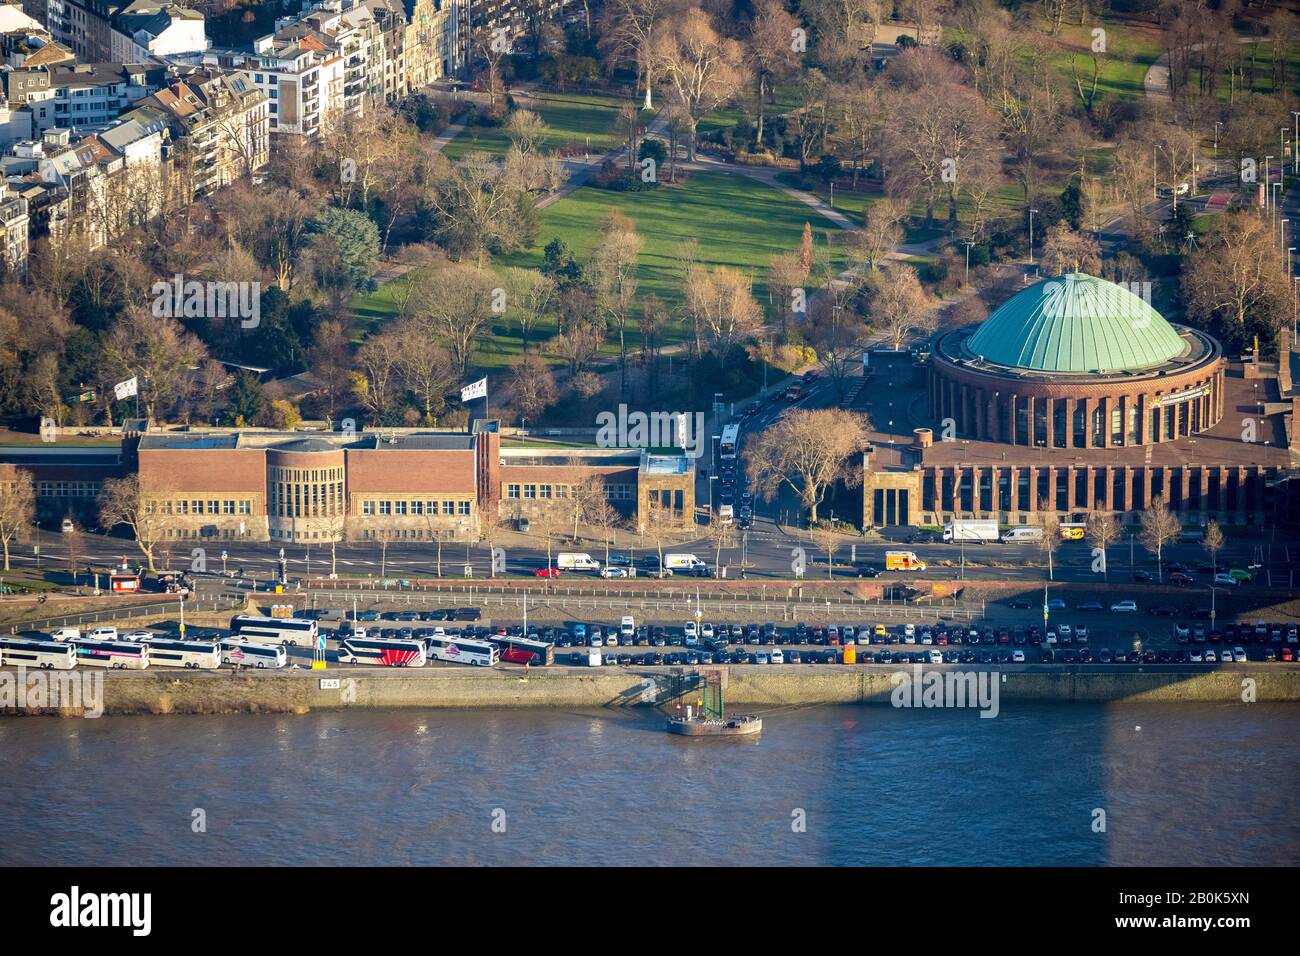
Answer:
[965, 273, 1189, 374]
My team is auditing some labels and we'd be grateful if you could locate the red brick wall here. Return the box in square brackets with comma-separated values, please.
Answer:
[138, 449, 265, 493]
[345, 449, 476, 494]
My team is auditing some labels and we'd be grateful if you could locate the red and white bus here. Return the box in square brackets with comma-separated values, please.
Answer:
[338, 636, 426, 667]
[490, 635, 554, 666]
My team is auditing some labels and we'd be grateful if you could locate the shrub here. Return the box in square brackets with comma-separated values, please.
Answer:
[734, 149, 777, 166]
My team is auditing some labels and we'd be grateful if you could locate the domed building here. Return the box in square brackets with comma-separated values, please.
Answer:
[859, 273, 1299, 529]
[930, 273, 1224, 449]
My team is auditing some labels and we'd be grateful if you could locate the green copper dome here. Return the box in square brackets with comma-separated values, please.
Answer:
[966, 273, 1186, 373]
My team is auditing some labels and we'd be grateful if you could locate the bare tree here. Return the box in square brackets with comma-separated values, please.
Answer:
[705, 514, 736, 576]
[1139, 494, 1182, 583]
[1202, 519, 1225, 575]
[1084, 511, 1121, 581]
[98, 475, 163, 573]
[508, 353, 558, 424]
[871, 264, 931, 351]
[409, 262, 497, 376]
[745, 408, 870, 523]
[641, 494, 687, 575]
[809, 523, 843, 579]
[1034, 499, 1061, 582]
[0, 468, 35, 572]
[649, 7, 747, 160]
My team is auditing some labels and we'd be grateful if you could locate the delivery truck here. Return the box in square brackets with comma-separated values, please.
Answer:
[663, 553, 709, 573]
[556, 552, 601, 571]
[885, 550, 927, 572]
[942, 519, 999, 543]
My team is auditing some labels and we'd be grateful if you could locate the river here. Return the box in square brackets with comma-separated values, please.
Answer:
[1, 703, 1297, 866]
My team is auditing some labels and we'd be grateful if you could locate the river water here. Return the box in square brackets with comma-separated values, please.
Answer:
[1, 703, 1297, 866]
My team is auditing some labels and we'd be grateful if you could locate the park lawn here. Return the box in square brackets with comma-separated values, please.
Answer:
[697, 81, 803, 141]
[441, 91, 649, 160]
[498, 168, 847, 313]
[353, 170, 847, 371]
[1046, 20, 1166, 102]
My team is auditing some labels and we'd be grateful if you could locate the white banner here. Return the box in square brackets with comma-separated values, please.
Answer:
[460, 377, 487, 402]
[113, 377, 138, 401]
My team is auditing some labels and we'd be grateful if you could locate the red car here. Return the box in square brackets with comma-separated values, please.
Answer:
[533, 567, 561, 578]
[1169, 572, 1194, 586]
[1281, 647, 1295, 662]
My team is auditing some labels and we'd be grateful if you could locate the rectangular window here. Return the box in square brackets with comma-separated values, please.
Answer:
[192, 500, 202, 515]
[507, 484, 520, 499]
[457, 501, 470, 516]
[223, 500, 235, 515]
[362, 500, 374, 516]
[378, 501, 392, 516]
[539, 484, 552, 498]
[411, 501, 423, 515]
[239, 501, 250, 515]
[442, 500, 454, 515]
[524, 484, 536, 499]
[394, 501, 407, 515]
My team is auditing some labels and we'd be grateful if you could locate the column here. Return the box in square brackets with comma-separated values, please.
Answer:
[1120, 466, 1132, 512]
[1006, 394, 1017, 445]
[1064, 398, 1076, 448]
[1045, 397, 1055, 448]
[1180, 467, 1191, 510]
[1101, 397, 1113, 448]
[1065, 465, 1076, 513]
[1142, 467, 1155, 508]
[1026, 395, 1036, 447]
[988, 393, 1000, 443]
[1081, 398, 1092, 448]
[1026, 468, 1038, 513]
[1199, 467, 1210, 519]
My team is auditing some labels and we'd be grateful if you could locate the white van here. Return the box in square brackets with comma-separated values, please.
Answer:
[49, 627, 81, 642]
[587, 648, 602, 667]
[683, 621, 699, 646]
[664, 554, 708, 572]
[87, 626, 118, 641]
[1000, 526, 1044, 543]
[556, 552, 601, 571]
[620, 616, 635, 640]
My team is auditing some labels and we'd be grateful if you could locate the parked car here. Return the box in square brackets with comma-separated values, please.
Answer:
[1077, 601, 1104, 612]
[1110, 600, 1138, 613]
[533, 567, 561, 578]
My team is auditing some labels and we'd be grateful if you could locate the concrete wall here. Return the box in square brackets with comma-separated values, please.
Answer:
[6, 665, 1298, 717]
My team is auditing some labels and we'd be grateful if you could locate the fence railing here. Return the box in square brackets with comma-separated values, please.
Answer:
[10, 596, 241, 634]
[299, 585, 982, 622]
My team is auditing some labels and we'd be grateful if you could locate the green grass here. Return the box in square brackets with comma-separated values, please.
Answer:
[353, 170, 847, 370]
[441, 91, 649, 160]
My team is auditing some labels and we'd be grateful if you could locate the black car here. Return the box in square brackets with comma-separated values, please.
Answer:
[453, 607, 482, 621]
[1150, 605, 1180, 617]
[1132, 570, 1154, 582]
[910, 530, 940, 544]
[794, 623, 808, 643]
[1008, 598, 1032, 609]
[855, 565, 883, 578]
[646, 653, 664, 665]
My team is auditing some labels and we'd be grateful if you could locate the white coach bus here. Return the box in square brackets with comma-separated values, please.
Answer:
[71, 639, 150, 669]
[338, 636, 427, 667]
[425, 635, 499, 667]
[228, 615, 318, 647]
[144, 638, 222, 669]
[0, 637, 77, 670]
[219, 638, 287, 669]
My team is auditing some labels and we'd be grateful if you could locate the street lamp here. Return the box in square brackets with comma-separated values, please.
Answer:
[1292, 112, 1300, 174]
[1028, 208, 1039, 266]
[1214, 121, 1223, 175]
[1265, 156, 1274, 208]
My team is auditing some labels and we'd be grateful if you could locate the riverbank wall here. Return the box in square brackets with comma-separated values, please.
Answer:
[4, 665, 1299, 716]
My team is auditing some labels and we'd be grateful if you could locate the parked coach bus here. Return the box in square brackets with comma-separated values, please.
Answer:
[219, 638, 287, 669]
[338, 636, 426, 667]
[490, 635, 554, 666]
[0, 637, 77, 670]
[72, 639, 150, 669]
[229, 615, 318, 647]
[144, 638, 222, 669]
[425, 635, 499, 667]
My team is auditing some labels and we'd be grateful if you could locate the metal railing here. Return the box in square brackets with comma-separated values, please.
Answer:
[10, 596, 241, 634]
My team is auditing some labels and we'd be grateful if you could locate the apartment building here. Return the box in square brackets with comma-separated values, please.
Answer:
[42, 0, 206, 64]
[3, 61, 163, 136]
[0, 181, 29, 271]
[127, 67, 268, 201]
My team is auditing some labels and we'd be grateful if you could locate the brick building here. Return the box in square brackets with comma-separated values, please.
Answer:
[127, 420, 695, 544]
[860, 273, 1300, 528]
